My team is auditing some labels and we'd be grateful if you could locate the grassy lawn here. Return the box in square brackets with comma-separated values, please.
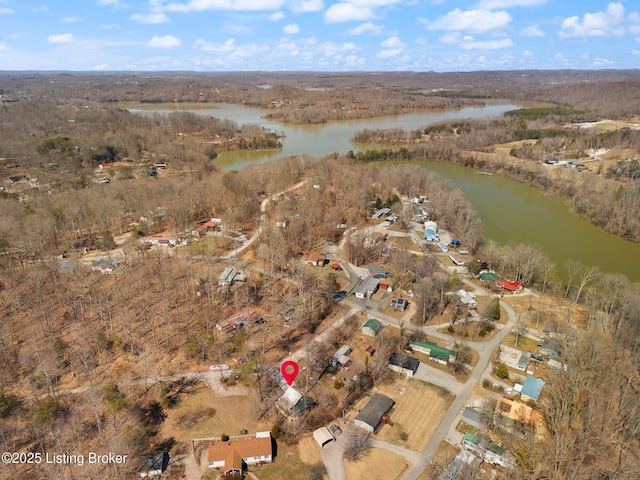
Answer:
[251, 442, 311, 480]
[388, 236, 419, 251]
[362, 379, 453, 451]
[505, 333, 538, 351]
[158, 385, 272, 443]
[345, 448, 410, 480]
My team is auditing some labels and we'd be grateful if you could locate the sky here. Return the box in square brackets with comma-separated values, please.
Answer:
[0, 1, 639, 71]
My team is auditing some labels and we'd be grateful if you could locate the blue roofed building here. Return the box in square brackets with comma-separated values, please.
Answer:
[521, 376, 545, 402]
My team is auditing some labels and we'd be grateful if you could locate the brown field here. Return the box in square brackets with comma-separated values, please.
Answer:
[348, 379, 452, 452]
[158, 385, 272, 443]
[345, 448, 410, 480]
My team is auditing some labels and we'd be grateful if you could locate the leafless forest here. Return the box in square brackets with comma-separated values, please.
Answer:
[0, 71, 639, 479]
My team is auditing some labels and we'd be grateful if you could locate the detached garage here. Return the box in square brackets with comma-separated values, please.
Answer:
[313, 427, 335, 448]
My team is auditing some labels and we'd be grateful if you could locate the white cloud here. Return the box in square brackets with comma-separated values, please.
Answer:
[477, 0, 547, 8]
[166, 0, 286, 13]
[349, 22, 384, 35]
[195, 38, 271, 58]
[378, 35, 404, 58]
[268, 11, 285, 20]
[521, 25, 544, 37]
[378, 48, 403, 58]
[523, 49, 533, 56]
[438, 32, 461, 44]
[593, 57, 614, 66]
[289, 0, 323, 12]
[148, 35, 181, 48]
[0, 7, 14, 14]
[559, 2, 626, 38]
[630, 12, 640, 34]
[48, 34, 74, 44]
[633, 49, 640, 55]
[131, 12, 170, 23]
[325, 3, 373, 23]
[62, 16, 82, 23]
[426, 9, 512, 33]
[283, 23, 300, 34]
[460, 37, 514, 50]
[97, 0, 129, 9]
[0, 42, 7, 52]
[381, 36, 404, 48]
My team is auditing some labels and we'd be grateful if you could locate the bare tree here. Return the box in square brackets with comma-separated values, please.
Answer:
[343, 427, 373, 462]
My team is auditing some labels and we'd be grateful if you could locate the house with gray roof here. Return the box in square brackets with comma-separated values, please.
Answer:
[354, 393, 395, 433]
[353, 277, 379, 299]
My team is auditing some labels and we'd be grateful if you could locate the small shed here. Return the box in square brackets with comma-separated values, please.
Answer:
[330, 345, 352, 367]
[388, 353, 420, 377]
[361, 318, 383, 337]
[313, 427, 335, 448]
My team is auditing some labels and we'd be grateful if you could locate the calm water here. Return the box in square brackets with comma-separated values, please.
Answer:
[422, 162, 640, 282]
[130, 102, 640, 282]
[131, 102, 522, 170]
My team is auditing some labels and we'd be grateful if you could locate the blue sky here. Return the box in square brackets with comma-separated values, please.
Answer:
[1, 1, 639, 71]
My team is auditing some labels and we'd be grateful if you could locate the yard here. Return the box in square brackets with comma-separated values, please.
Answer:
[347, 378, 452, 452]
[345, 448, 410, 480]
[158, 384, 272, 444]
[251, 442, 315, 480]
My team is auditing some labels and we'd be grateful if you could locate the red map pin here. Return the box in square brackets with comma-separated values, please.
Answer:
[281, 360, 299, 386]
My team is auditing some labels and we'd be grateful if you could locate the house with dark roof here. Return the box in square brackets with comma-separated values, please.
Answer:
[368, 264, 392, 279]
[388, 353, 420, 377]
[354, 393, 395, 433]
[207, 435, 273, 476]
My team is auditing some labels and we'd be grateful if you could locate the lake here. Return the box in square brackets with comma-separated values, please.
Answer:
[130, 102, 640, 282]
